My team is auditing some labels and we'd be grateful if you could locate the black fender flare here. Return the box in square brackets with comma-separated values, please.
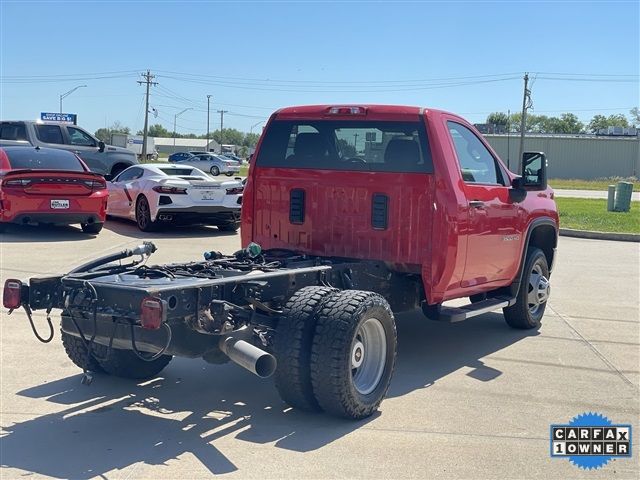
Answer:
[510, 217, 558, 296]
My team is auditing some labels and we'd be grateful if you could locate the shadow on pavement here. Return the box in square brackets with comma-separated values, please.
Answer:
[0, 224, 96, 243]
[1, 311, 537, 478]
[104, 216, 239, 240]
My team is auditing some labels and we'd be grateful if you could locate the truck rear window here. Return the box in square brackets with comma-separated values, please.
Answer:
[256, 120, 433, 173]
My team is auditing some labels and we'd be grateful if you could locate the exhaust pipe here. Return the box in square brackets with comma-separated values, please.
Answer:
[219, 336, 277, 378]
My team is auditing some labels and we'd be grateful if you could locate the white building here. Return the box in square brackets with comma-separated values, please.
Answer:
[153, 137, 221, 155]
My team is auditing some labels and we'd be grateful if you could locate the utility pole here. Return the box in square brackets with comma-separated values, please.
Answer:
[507, 108, 511, 170]
[206, 95, 212, 152]
[138, 70, 157, 161]
[353, 133, 359, 150]
[217, 110, 228, 152]
[517, 73, 531, 173]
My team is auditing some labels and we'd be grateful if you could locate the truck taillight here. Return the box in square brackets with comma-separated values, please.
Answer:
[152, 186, 187, 194]
[327, 106, 367, 116]
[140, 296, 165, 330]
[3, 279, 23, 309]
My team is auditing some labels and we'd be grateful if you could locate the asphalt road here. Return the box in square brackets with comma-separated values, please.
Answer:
[0, 221, 638, 479]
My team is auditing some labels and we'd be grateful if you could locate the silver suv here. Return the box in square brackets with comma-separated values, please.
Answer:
[0, 121, 138, 178]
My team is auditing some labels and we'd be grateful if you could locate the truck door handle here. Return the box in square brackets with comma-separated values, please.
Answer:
[469, 200, 485, 209]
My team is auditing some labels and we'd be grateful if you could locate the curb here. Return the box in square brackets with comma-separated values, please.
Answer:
[559, 228, 640, 243]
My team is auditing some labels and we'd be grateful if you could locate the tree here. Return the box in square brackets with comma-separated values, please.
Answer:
[94, 122, 131, 143]
[486, 112, 509, 127]
[629, 107, 640, 127]
[213, 128, 244, 146]
[545, 113, 584, 134]
[243, 132, 260, 147]
[587, 114, 629, 133]
[142, 124, 171, 137]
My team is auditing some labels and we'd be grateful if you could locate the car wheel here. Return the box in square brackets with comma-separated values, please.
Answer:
[310, 290, 397, 419]
[81, 222, 104, 234]
[210, 166, 220, 176]
[503, 247, 550, 329]
[135, 196, 156, 232]
[225, 172, 234, 176]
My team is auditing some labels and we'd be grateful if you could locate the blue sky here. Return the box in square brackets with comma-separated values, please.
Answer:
[1, 0, 638, 136]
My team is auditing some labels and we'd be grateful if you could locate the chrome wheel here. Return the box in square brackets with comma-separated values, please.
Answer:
[351, 317, 387, 395]
[527, 264, 550, 316]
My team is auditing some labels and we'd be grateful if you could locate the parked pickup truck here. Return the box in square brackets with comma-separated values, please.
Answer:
[0, 121, 138, 178]
[3, 105, 558, 419]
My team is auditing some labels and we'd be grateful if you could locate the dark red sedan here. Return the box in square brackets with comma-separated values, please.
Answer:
[0, 146, 108, 234]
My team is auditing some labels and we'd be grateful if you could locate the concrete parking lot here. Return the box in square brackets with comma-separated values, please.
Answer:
[0, 221, 638, 479]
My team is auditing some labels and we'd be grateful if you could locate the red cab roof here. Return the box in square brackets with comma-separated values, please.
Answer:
[274, 104, 447, 121]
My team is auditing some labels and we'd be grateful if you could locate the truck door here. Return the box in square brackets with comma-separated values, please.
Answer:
[63, 126, 108, 173]
[446, 121, 521, 287]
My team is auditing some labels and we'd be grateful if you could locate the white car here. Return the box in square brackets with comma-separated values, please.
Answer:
[107, 163, 242, 232]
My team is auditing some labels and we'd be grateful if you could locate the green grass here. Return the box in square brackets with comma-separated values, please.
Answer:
[550, 178, 636, 191]
[239, 165, 249, 176]
[556, 197, 640, 234]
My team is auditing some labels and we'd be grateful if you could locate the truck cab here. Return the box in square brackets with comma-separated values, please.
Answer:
[242, 105, 558, 313]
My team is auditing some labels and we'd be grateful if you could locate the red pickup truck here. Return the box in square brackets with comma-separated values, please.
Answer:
[4, 104, 558, 420]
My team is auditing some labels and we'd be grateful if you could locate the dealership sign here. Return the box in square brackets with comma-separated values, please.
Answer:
[40, 112, 77, 124]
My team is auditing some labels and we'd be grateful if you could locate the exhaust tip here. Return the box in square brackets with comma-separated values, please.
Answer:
[255, 354, 277, 378]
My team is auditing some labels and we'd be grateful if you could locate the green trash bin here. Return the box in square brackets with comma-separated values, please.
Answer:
[613, 181, 634, 212]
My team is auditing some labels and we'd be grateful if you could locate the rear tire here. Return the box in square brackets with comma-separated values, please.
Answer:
[273, 286, 338, 412]
[97, 349, 172, 379]
[210, 166, 220, 176]
[310, 290, 397, 419]
[217, 223, 240, 232]
[135, 196, 156, 232]
[503, 247, 550, 329]
[81, 222, 104, 234]
[61, 330, 106, 373]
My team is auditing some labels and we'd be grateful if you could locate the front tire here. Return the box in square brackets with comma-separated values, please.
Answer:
[135, 196, 156, 232]
[503, 247, 550, 329]
[310, 290, 397, 419]
[210, 166, 220, 176]
[273, 286, 338, 412]
[81, 222, 104, 234]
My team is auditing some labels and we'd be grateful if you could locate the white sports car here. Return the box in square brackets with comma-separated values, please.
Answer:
[107, 163, 243, 232]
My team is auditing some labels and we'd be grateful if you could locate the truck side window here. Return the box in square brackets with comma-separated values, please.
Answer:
[67, 127, 96, 147]
[0, 123, 27, 141]
[447, 121, 504, 185]
[34, 124, 64, 145]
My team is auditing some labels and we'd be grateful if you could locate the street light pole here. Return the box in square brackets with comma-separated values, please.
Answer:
[173, 108, 193, 148]
[250, 120, 264, 134]
[59, 85, 87, 114]
[207, 95, 212, 152]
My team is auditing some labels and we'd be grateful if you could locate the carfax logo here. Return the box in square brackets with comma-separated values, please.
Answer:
[550, 412, 632, 470]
